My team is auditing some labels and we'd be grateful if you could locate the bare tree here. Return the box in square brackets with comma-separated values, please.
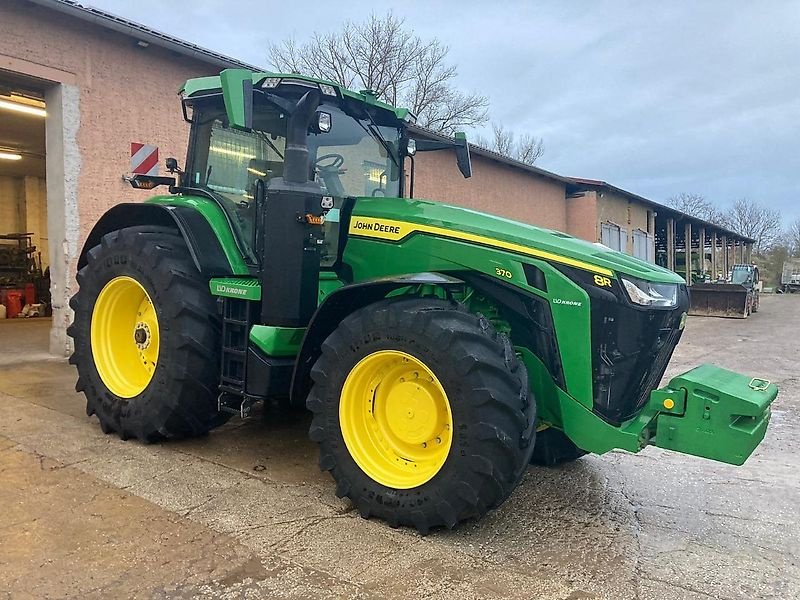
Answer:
[724, 198, 782, 254]
[491, 123, 514, 156]
[517, 133, 546, 165]
[667, 193, 726, 224]
[472, 123, 545, 165]
[788, 217, 800, 257]
[268, 13, 488, 134]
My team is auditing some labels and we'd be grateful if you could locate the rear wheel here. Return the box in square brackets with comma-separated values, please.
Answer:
[68, 226, 226, 442]
[307, 297, 536, 533]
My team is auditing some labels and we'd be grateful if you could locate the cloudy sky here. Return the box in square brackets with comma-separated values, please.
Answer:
[91, 0, 800, 222]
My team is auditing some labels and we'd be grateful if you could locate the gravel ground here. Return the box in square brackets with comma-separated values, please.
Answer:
[0, 294, 797, 599]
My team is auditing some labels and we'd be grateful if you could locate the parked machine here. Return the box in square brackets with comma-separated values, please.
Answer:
[779, 259, 800, 293]
[689, 264, 760, 318]
[0, 233, 49, 318]
[67, 70, 777, 532]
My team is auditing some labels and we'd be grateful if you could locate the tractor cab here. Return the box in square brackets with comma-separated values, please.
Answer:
[183, 84, 401, 265]
[174, 71, 469, 271]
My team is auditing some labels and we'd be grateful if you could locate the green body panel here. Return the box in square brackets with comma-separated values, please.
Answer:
[519, 347, 653, 453]
[219, 69, 253, 130]
[318, 271, 345, 302]
[653, 364, 776, 465]
[250, 325, 305, 357]
[210, 277, 261, 301]
[347, 197, 685, 284]
[146, 195, 250, 275]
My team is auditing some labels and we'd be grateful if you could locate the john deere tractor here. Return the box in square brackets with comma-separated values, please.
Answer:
[68, 70, 777, 532]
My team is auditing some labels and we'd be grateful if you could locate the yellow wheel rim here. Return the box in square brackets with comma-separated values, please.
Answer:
[339, 350, 453, 489]
[90, 276, 160, 399]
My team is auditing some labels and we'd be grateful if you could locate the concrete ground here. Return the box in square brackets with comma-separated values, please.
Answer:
[0, 296, 798, 599]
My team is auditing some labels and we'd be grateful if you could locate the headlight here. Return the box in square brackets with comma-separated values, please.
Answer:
[621, 276, 678, 308]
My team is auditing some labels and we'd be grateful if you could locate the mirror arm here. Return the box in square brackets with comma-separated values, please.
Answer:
[410, 135, 472, 179]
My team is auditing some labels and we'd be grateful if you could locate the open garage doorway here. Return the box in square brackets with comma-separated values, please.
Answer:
[0, 71, 50, 326]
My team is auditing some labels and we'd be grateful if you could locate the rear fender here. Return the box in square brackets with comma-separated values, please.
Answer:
[77, 203, 235, 277]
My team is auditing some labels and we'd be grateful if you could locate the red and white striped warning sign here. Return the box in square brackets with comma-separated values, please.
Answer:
[130, 143, 159, 176]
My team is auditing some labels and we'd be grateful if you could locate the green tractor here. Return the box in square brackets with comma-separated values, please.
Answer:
[68, 69, 777, 532]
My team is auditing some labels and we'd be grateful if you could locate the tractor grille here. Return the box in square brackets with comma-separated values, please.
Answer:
[557, 265, 689, 426]
[589, 285, 689, 425]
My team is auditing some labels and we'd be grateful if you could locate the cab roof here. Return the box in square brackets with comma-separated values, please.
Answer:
[181, 71, 414, 123]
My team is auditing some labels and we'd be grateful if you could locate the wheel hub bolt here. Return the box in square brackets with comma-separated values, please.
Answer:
[134, 322, 151, 349]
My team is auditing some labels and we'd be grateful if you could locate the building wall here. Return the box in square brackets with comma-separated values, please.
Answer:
[0, 1, 223, 241]
[566, 190, 599, 243]
[412, 150, 569, 232]
[0, 1, 229, 352]
[596, 189, 651, 253]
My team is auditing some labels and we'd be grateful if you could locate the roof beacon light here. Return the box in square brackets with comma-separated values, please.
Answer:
[261, 77, 281, 89]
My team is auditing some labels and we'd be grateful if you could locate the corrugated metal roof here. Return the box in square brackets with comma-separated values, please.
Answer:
[25, 0, 263, 71]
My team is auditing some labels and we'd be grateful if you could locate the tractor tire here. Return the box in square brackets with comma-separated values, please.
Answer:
[530, 428, 587, 466]
[68, 226, 227, 442]
[306, 297, 536, 533]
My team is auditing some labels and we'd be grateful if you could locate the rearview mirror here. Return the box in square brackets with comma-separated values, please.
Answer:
[454, 132, 472, 179]
[412, 134, 472, 179]
[165, 157, 182, 173]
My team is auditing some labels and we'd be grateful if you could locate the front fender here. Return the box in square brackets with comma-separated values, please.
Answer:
[289, 272, 465, 407]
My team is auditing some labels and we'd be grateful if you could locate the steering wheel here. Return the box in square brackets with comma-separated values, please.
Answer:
[315, 153, 345, 170]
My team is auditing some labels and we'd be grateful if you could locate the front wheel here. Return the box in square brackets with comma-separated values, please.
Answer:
[307, 297, 536, 533]
[530, 427, 587, 466]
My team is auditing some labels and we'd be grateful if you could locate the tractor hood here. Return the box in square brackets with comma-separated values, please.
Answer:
[349, 197, 684, 284]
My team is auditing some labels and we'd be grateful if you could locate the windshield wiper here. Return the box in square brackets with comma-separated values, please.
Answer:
[351, 108, 400, 169]
[255, 130, 284, 160]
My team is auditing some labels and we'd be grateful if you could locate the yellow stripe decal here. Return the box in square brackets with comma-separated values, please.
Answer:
[348, 216, 614, 277]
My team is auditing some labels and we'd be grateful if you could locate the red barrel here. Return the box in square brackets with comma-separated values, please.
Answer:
[5, 292, 23, 318]
[24, 282, 36, 305]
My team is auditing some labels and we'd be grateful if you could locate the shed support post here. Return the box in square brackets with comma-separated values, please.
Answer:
[711, 232, 718, 280]
[698, 227, 706, 279]
[684, 222, 692, 285]
[721, 235, 728, 278]
[667, 218, 675, 271]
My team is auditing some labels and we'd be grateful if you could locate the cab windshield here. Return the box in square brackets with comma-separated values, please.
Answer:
[731, 267, 753, 284]
[186, 97, 402, 261]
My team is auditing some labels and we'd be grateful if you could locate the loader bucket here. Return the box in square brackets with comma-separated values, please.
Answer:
[651, 364, 776, 465]
[688, 283, 750, 318]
